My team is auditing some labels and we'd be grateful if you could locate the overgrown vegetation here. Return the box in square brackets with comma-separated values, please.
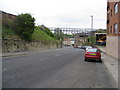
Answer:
[13, 13, 35, 41]
[2, 13, 59, 44]
[64, 34, 74, 38]
[39, 25, 54, 38]
[86, 36, 96, 45]
[96, 29, 106, 33]
[32, 26, 59, 44]
[2, 26, 20, 39]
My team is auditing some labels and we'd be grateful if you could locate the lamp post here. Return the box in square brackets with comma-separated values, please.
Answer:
[90, 15, 93, 44]
[91, 15, 93, 32]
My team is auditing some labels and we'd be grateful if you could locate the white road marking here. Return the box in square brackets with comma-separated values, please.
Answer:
[40, 59, 44, 61]
[2, 68, 7, 71]
[40, 58, 49, 61]
[55, 54, 61, 56]
[3, 80, 6, 82]
[55, 49, 60, 50]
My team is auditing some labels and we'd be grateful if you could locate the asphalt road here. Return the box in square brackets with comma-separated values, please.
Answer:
[2, 47, 116, 88]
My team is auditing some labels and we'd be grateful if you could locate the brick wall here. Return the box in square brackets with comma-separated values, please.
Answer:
[106, 2, 120, 60]
[106, 36, 120, 60]
[107, 2, 120, 35]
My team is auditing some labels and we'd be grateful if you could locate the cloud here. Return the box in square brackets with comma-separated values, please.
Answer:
[0, 0, 107, 29]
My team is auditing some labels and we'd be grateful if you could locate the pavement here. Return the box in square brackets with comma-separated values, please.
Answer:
[97, 46, 119, 88]
[2, 48, 116, 88]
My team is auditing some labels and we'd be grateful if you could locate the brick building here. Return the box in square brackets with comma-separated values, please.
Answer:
[74, 33, 87, 46]
[106, 1, 120, 60]
[63, 38, 74, 46]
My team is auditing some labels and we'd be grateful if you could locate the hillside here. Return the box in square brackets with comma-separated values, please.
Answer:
[2, 26, 58, 44]
[31, 27, 58, 43]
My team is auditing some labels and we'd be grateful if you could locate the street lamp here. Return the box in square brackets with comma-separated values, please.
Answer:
[91, 15, 93, 32]
[90, 15, 93, 44]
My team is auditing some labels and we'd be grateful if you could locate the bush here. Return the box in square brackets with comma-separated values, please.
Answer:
[96, 29, 106, 33]
[14, 13, 35, 41]
[44, 28, 54, 37]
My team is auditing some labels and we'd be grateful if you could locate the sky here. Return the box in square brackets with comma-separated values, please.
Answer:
[0, 0, 107, 29]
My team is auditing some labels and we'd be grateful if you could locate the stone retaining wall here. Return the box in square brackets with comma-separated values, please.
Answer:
[2, 39, 61, 53]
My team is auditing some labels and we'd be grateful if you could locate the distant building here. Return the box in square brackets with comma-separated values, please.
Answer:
[0, 11, 16, 26]
[40, 25, 46, 30]
[74, 33, 87, 46]
[106, 1, 120, 60]
[63, 38, 74, 46]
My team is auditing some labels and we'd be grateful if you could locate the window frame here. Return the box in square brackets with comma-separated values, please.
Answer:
[114, 24, 118, 33]
[114, 3, 118, 14]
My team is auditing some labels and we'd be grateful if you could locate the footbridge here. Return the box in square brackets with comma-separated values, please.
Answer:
[48, 27, 97, 46]
[48, 27, 97, 35]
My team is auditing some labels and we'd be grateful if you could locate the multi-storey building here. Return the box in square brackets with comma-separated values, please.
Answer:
[106, 1, 120, 60]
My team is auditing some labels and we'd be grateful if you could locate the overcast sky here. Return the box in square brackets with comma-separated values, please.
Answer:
[0, 0, 107, 29]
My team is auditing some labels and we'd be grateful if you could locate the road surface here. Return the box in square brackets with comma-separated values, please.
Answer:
[2, 47, 116, 88]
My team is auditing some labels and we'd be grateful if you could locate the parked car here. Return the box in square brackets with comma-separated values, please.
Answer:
[81, 46, 92, 50]
[84, 48, 101, 62]
[74, 45, 78, 48]
[81, 46, 86, 50]
[77, 46, 81, 48]
[74, 45, 81, 49]
[85, 46, 93, 51]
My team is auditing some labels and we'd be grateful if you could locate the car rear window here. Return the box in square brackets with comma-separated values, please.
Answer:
[85, 46, 92, 48]
[86, 49, 97, 52]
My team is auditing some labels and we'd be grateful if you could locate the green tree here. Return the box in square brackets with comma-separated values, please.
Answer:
[14, 13, 35, 41]
[86, 36, 96, 45]
[39, 25, 54, 37]
[96, 29, 106, 33]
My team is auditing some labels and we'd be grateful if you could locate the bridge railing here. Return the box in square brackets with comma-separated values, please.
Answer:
[48, 27, 97, 35]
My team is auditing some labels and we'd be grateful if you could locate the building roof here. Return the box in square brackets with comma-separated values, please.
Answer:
[0, 10, 16, 17]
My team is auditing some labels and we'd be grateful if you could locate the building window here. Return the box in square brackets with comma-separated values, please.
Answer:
[114, 24, 118, 33]
[107, 4, 110, 11]
[111, 9, 112, 16]
[114, 3, 118, 14]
